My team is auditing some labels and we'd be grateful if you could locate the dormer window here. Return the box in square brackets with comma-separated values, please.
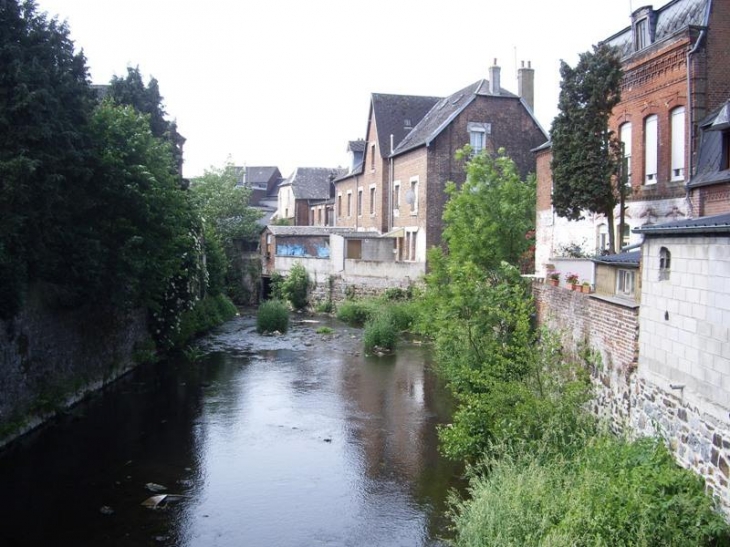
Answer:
[635, 17, 649, 50]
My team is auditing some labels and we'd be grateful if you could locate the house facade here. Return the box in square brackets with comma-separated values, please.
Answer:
[535, 0, 730, 276]
[533, 0, 730, 512]
[335, 61, 546, 268]
[276, 167, 344, 225]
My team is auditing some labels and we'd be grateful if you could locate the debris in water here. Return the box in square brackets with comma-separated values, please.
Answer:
[100, 506, 114, 516]
[323, 438, 332, 443]
[141, 494, 186, 510]
[145, 482, 167, 493]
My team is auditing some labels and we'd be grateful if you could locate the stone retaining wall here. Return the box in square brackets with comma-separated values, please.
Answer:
[0, 287, 149, 446]
[534, 280, 730, 513]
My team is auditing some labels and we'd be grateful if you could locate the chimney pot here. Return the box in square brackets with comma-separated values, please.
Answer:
[489, 59, 501, 95]
[518, 60, 535, 112]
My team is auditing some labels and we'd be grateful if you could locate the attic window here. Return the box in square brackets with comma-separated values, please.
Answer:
[404, 118, 412, 129]
[467, 122, 491, 155]
[722, 131, 730, 171]
[635, 18, 649, 50]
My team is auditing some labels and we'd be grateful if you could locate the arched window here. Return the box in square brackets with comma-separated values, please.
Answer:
[619, 122, 632, 185]
[659, 247, 671, 280]
[671, 107, 686, 181]
[644, 115, 658, 184]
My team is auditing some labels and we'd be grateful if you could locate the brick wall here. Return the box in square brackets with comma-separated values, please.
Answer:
[534, 282, 639, 427]
[535, 269, 730, 513]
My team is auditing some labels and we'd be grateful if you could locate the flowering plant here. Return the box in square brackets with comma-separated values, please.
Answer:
[548, 271, 561, 281]
[565, 272, 579, 284]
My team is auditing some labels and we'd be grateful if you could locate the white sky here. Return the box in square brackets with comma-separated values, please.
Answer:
[35, 0, 643, 179]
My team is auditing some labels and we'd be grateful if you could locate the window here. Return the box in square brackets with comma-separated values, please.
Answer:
[317, 208, 322, 225]
[347, 191, 352, 217]
[409, 177, 419, 214]
[597, 223, 609, 254]
[404, 229, 418, 261]
[671, 107, 685, 181]
[619, 122, 632, 185]
[369, 186, 376, 215]
[616, 269, 636, 297]
[723, 132, 730, 171]
[346, 239, 362, 259]
[337, 194, 342, 217]
[659, 247, 671, 281]
[635, 18, 649, 50]
[393, 181, 401, 215]
[370, 143, 376, 171]
[357, 188, 363, 216]
[467, 122, 490, 155]
[644, 115, 658, 184]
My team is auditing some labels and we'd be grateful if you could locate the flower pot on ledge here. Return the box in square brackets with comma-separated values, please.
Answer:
[548, 278, 559, 287]
[570, 283, 579, 291]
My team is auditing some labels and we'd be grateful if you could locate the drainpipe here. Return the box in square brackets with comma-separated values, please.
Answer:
[686, 29, 706, 218]
[389, 134, 395, 232]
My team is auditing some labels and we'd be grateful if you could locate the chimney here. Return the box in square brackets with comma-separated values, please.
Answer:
[489, 59, 501, 95]
[518, 60, 535, 112]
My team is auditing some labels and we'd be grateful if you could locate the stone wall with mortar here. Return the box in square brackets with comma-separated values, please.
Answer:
[0, 286, 149, 446]
[534, 279, 730, 514]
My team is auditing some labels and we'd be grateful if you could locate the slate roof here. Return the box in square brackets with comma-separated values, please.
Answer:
[393, 80, 521, 156]
[348, 140, 366, 153]
[687, 100, 730, 189]
[633, 212, 730, 235]
[371, 93, 441, 158]
[246, 166, 281, 187]
[593, 250, 641, 267]
[603, 0, 711, 59]
[281, 167, 347, 200]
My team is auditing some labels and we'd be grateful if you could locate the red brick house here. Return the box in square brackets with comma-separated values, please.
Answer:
[276, 167, 345, 226]
[535, 0, 730, 276]
[336, 61, 547, 266]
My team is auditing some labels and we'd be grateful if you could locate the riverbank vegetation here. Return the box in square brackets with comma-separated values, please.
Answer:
[414, 149, 730, 545]
[0, 1, 253, 353]
[256, 299, 290, 334]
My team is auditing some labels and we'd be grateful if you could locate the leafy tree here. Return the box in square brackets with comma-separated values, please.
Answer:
[0, 0, 95, 317]
[281, 262, 310, 310]
[443, 148, 535, 271]
[189, 164, 262, 300]
[108, 66, 185, 177]
[550, 43, 623, 253]
[85, 101, 197, 312]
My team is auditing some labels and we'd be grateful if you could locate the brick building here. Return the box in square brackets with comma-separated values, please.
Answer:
[335, 61, 546, 267]
[276, 167, 345, 226]
[535, 0, 730, 276]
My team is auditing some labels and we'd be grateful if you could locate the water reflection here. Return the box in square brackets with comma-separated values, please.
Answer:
[0, 316, 463, 547]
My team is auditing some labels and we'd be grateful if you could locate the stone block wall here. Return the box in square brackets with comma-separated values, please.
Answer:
[0, 286, 149, 446]
[534, 279, 730, 513]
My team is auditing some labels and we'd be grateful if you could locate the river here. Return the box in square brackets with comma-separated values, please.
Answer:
[0, 313, 464, 546]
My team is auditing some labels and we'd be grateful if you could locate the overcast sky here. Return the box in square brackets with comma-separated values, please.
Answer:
[36, 0, 643, 179]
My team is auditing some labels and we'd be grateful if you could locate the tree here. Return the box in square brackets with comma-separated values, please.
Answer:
[0, 0, 95, 317]
[189, 164, 262, 300]
[550, 43, 623, 254]
[442, 147, 535, 271]
[108, 66, 185, 177]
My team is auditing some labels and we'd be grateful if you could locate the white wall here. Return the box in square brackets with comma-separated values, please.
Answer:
[639, 235, 730, 421]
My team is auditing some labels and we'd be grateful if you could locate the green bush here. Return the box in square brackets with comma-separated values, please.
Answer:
[174, 294, 238, 347]
[363, 312, 397, 353]
[450, 436, 730, 547]
[282, 262, 309, 310]
[256, 299, 289, 333]
[387, 301, 420, 332]
[314, 299, 334, 314]
[336, 300, 377, 326]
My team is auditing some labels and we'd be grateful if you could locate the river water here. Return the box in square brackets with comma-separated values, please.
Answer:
[0, 313, 464, 546]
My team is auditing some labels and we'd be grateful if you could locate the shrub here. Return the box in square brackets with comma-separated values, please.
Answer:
[449, 436, 730, 546]
[336, 300, 376, 326]
[256, 299, 289, 333]
[363, 312, 397, 353]
[174, 294, 238, 347]
[387, 301, 420, 331]
[282, 262, 309, 310]
[314, 299, 334, 314]
[316, 326, 334, 335]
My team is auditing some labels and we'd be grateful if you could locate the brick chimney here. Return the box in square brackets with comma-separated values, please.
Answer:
[489, 59, 501, 95]
[518, 60, 535, 112]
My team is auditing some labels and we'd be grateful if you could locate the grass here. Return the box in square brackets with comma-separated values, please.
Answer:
[256, 299, 289, 334]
